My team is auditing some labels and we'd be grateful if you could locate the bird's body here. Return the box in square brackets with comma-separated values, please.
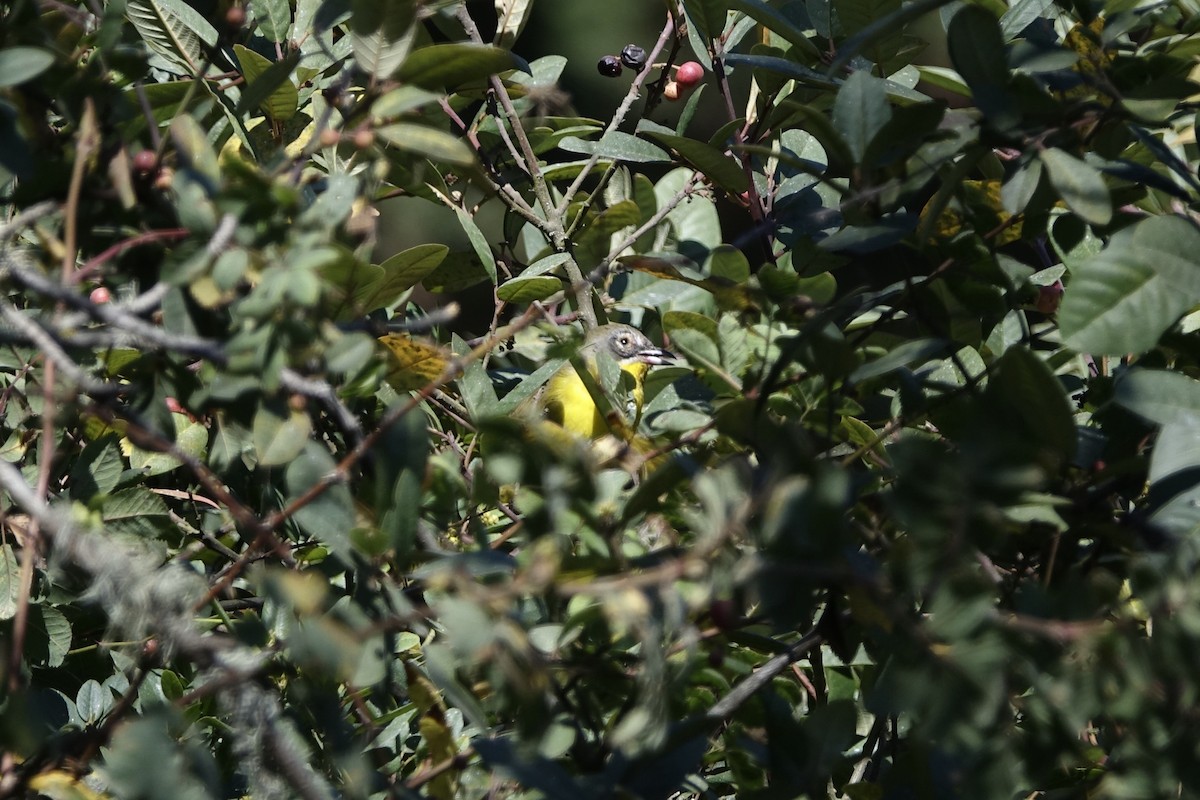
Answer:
[543, 324, 674, 439]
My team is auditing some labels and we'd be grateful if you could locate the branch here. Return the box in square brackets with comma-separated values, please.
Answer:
[704, 628, 823, 721]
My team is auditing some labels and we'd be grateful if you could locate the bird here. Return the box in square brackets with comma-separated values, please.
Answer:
[542, 323, 675, 440]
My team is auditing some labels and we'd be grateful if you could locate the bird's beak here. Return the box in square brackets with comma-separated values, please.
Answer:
[637, 346, 676, 366]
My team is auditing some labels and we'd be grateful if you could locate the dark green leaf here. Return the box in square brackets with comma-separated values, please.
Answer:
[234, 45, 300, 122]
[637, 129, 750, 193]
[1039, 148, 1112, 226]
[285, 441, 355, 557]
[833, 70, 893, 164]
[1113, 369, 1200, 427]
[396, 44, 523, 90]
[0, 47, 55, 88]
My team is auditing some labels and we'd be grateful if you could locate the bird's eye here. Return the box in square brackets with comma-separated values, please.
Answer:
[619, 335, 630, 345]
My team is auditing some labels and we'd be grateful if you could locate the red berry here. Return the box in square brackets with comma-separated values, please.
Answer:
[709, 599, 738, 631]
[353, 129, 375, 150]
[89, 286, 111, 304]
[131, 149, 158, 175]
[225, 6, 246, 29]
[1036, 280, 1064, 314]
[675, 61, 704, 88]
[708, 646, 725, 668]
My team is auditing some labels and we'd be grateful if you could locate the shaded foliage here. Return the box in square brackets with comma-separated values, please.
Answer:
[2, 0, 1200, 798]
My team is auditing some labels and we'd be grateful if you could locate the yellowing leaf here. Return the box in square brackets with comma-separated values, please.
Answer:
[919, 179, 1024, 245]
[379, 334, 451, 390]
[618, 254, 757, 311]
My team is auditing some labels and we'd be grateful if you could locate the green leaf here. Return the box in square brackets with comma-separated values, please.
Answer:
[832, 70, 892, 164]
[724, 52, 840, 92]
[373, 405, 428, 556]
[29, 605, 71, 669]
[253, 401, 313, 467]
[1001, 158, 1043, 215]
[828, 0, 958, 73]
[101, 488, 172, 540]
[351, 0, 417, 79]
[1144, 420, 1200, 534]
[494, 0, 534, 47]
[771, 101, 854, 169]
[125, 0, 219, 75]
[455, 336, 499, 421]
[637, 128, 749, 193]
[1059, 215, 1200, 355]
[0, 544, 19, 621]
[0, 47, 55, 88]
[497, 275, 563, 303]
[299, 174, 358, 232]
[850, 338, 946, 383]
[684, 0, 731, 42]
[396, 44, 522, 91]
[125, 413, 209, 477]
[356, 243, 449, 311]
[376, 122, 477, 166]
[286, 441, 355, 557]
[1039, 148, 1112, 227]
[727, 0, 821, 59]
[76, 680, 109, 724]
[558, 131, 672, 163]
[1000, 0, 1056, 39]
[249, 0, 290, 42]
[454, 205, 497, 284]
[233, 45, 299, 123]
[947, 5, 1018, 129]
[423, 252, 493, 293]
[69, 435, 125, 501]
[986, 346, 1076, 464]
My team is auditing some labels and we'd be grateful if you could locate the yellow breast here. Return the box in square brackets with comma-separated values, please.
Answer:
[544, 361, 649, 440]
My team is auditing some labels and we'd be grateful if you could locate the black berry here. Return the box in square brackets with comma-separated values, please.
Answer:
[597, 55, 623, 77]
[620, 44, 647, 71]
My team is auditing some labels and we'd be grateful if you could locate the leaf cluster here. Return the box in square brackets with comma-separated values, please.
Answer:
[3, 0, 1200, 798]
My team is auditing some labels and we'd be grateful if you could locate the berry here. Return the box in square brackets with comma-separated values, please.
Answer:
[1036, 280, 1064, 314]
[597, 55, 623, 77]
[675, 61, 704, 88]
[620, 44, 647, 71]
[709, 599, 738, 631]
[89, 286, 111, 304]
[225, 5, 246, 29]
[662, 80, 681, 101]
[319, 128, 340, 147]
[353, 128, 375, 150]
[131, 149, 158, 175]
[152, 166, 174, 192]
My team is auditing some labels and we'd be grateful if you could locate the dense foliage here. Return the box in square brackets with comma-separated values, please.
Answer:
[5, 0, 1200, 797]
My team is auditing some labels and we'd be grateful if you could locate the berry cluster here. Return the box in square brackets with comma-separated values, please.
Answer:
[595, 44, 705, 102]
[663, 61, 704, 101]
[597, 44, 647, 77]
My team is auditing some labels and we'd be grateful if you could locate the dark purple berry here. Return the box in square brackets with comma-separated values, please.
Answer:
[620, 44, 647, 71]
[597, 55, 623, 77]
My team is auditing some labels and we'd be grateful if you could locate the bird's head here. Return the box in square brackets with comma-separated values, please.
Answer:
[589, 324, 675, 368]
